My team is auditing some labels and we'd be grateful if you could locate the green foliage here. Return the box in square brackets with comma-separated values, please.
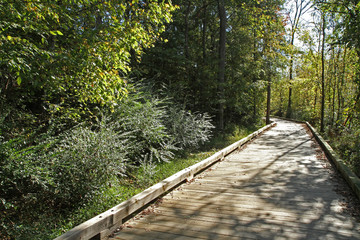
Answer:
[0, 0, 176, 131]
[330, 126, 360, 177]
[49, 121, 129, 206]
[111, 94, 178, 163]
[0, 90, 214, 239]
[0, 121, 131, 240]
[137, 0, 286, 128]
[165, 106, 215, 149]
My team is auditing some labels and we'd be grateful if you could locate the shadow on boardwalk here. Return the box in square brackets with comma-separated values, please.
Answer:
[111, 119, 360, 240]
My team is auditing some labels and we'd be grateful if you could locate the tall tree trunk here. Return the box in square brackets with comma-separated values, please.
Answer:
[218, 0, 226, 131]
[266, 77, 271, 124]
[320, 14, 326, 132]
[184, 1, 191, 59]
[253, 29, 258, 119]
[202, 0, 207, 63]
[337, 46, 347, 122]
[286, 28, 295, 119]
[253, 93, 257, 118]
[286, 0, 311, 118]
[331, 47, 339, 125]
[286, 56, 293, 118]
[314, 87, 318, 114]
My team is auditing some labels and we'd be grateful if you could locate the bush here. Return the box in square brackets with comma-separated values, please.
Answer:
[332, 127, 360, 177]
[165, 106, 214, 149]
[111, 94, 178, 164]
[0, 121, 131, 238]
[49, 121, 129, 206]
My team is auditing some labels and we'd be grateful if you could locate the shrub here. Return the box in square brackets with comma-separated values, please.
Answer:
[111, 93, 178, 164]
[49, 121, 129, 206]
[333, 127, 360, 177]
[165, 105, 214, 149]
[0, 120, 130, 238]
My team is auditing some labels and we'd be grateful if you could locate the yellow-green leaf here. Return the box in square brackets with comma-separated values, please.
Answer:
[17, 76, 22, 85]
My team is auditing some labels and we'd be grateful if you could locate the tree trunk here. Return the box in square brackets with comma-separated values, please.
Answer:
[337, 46, 347, 122]
[286, 0, 311, 119]
[266, 77, 271, 124]
[320, 14, 326, 133]
[286, 56, 293, 118]
[286, 31, 295, 118]
[218, 0, 226, 131]
[331, 47, 339, 125]
[202, 0, 207, 63]
[253, 29, 258, 119]
[184, 1, 191, 59]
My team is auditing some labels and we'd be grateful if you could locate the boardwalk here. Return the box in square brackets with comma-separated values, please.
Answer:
[111, 119, 360, 240]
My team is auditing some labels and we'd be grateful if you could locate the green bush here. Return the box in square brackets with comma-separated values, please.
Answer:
[0, 121, 130, 238]
[49, 121, 129, 206]
[165, 106, 214, 149]
[111, 94, 178, 164]
[333, 127, 360, 177]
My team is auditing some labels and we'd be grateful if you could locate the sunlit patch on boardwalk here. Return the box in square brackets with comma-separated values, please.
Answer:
[111, 119, 360, 240]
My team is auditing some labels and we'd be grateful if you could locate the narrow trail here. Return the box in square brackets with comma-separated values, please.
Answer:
[111, 119, 360, 240]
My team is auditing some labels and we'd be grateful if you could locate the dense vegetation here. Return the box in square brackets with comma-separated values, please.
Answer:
[272, 0, 360, 176]
[0, 0, 359, 239]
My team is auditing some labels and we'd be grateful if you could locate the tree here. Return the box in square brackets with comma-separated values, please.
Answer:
[320, 12, 326, 132]
[315, 0, 359, 126]
[285, 0, 312, 118]
[137, 0, 286, 128]
[218, 0, 226, 130]
[0, 1, 176, 134]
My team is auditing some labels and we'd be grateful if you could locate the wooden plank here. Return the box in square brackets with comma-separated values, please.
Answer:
[168, 187, 341, 202]
[156, 199, 345, 220]
[155, 206, 358, 230]
[121, 214, 359, 240]
[128, 213, 360, 237]
[118, 224, 249, 240]
[111, 228, 197, 240]
[180, 183, 339, 195]
[163, 190, 342, 207]
[192, 177, 334, 187]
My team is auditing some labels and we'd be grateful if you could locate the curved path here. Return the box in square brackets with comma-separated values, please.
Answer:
[111, 119, 360, 240]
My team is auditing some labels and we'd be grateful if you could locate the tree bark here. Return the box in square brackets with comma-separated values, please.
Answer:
[202, 0, 207, 63]
[184, 1, 191, 59]
[320, 13, 326, 132]
[337, 46, 347, 122]
[286, 56, 293, 118]
[286, 0, 311, 118]
[218, 0, 226, 131]
[266, 77, 271, 124]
